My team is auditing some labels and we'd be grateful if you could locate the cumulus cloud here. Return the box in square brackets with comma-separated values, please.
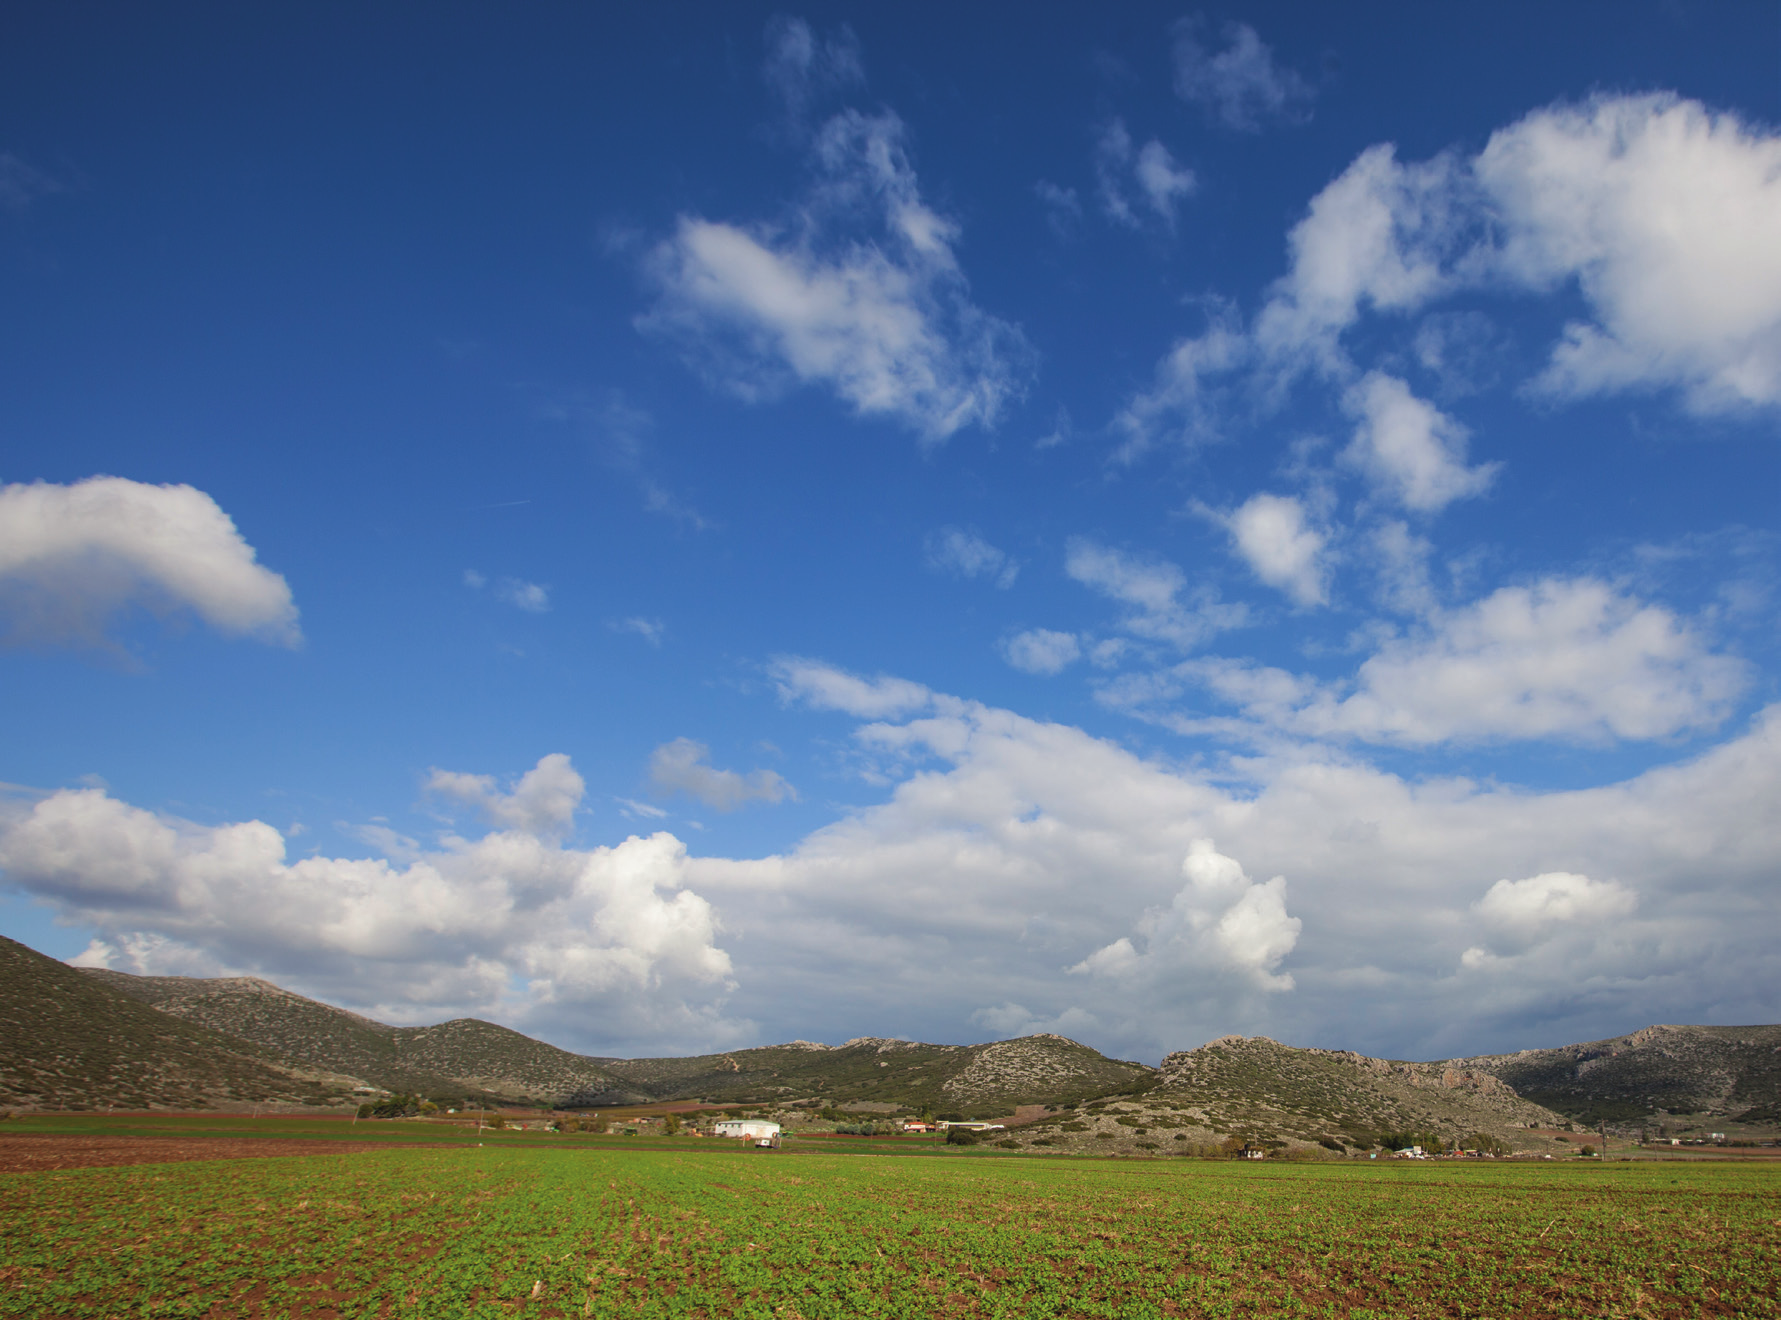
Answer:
[924, 527, 1018, 588]
[1186, 578, 1746, 745]
[688, 688, 1781, 1059]
[1000, 628, 1081, 676]
[0, 757, 735, 1052]
[1124, 92, 1781, 437]
[1475, 871, 1638, 933]
[642, 107, 1031, 441]
[1477, 94, 1781, 413]
[0, 476, 298, 650]
[1095, 120, 1196, 229]
[426, 753, 586, 839]
[1171, 17, 1313, 132]
[768, 655, 933, 719]
[1341, 373, 1497, 513]
[1065, 537, 1246, 649]
[1071, 840, 1301, 991]
[648, 738, 795, 811]
[1221, 494, 1329, 606]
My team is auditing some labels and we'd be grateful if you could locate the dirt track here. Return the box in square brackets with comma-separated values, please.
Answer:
[0, 1134, 457, 1173]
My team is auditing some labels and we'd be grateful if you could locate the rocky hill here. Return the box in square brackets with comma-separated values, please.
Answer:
[1447, 1024, 1781, 1127]
[996, 1035, 1571, 1158]
[0, 936, 353, 1110]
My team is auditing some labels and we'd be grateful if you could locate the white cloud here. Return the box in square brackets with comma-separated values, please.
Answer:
[1071, 839, 1301, 991]
[768, 655, 934, 719]
[615, 796, 668, 821]
[610, 616, 665, 646]
[12, 687, 1777, 1061]
[1222, 494, 1329, 606]
[1254, 145, 1475, 373]
[1095, 120, 1195, 230]
[1186, 578, 1747, 745]
[686, 689, 1781, 1059]
[1476, 94, 1781, 413]
[1065, 537, 1246, 648]
[461, 568, 555, 616]
[1341, 372, 1497, 512]
[1474, 871, 1638, 934]
[0, 476, 298, 649]
[0, 758, 736, 1052]
[761, 15, 863, 120]
[648, 738, 795, 811]
[1171, 17, 1313, 132]
[426, 754, 586, 839]
[1000, 628, 1081, 676]
[642, 109, 1031, 441]
[1110, 307, 1249, 459]
[924, 527, 1018, 588]
[1142, 94, 1781, 424]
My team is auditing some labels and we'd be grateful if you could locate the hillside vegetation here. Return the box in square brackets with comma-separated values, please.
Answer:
[596, 1033, 1153, 1114]
[83, 969, 622, 1107]
[1448, 1024, 1781, 1126]
[1000, 1035, 1568, 1157]
[0, 937, 350, 1109]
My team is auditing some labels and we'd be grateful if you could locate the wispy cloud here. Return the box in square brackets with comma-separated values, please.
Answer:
[1171, 17, 1314, 132]
[924, 527, 1018, 589]
[648, 738, 796, 811]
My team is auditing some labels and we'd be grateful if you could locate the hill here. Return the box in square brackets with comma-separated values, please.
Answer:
[0, 936, 353, 1110]
[595, 1033, 1154, 1114]
[75, 967, 1151, 1113]
[1000, 1035, 1569, 1157]
[1446, 1024, 1781, 1128]
[82, 968, 627, 1107]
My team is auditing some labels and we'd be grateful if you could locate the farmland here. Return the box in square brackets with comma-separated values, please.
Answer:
[1, 1125, 1776, 1319]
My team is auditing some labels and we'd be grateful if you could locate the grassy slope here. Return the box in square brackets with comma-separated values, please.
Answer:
[0, 936, 347, 1110]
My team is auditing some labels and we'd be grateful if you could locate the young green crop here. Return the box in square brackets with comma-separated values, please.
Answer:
[0, 1144, 1775, 1318]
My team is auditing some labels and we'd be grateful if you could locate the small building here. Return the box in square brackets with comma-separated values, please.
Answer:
[713, 1120, 781, 1141]
[937, 1121, 1005, 1132]
[1239, 1143, 1266, 1160]
[901, 1121, 934, 1133]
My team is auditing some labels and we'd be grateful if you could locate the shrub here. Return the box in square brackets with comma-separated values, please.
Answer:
[1579, 1144, 1596, 1157]
[995, 1139, 1019, 1149]
[945, 1127, 979, 1146]
[1318, 1137, 1344, 1151]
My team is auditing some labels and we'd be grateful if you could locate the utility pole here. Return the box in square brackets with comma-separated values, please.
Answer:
[1600, 1119, 1608, 1158]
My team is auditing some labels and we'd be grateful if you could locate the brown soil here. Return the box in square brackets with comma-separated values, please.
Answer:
[0, 1133, 461, 1173]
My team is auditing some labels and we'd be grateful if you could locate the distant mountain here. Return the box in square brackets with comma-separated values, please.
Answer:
[1447, 1024, 1781, 1127]
[594, 1033, 1155, 1114]
[0, 936, 352, 1110]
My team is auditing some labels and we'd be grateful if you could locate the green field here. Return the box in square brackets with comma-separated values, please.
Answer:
[2, 1134, 1776, 1318]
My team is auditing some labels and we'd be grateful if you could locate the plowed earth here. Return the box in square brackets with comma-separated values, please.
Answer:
[0, 1134, 457, 1173]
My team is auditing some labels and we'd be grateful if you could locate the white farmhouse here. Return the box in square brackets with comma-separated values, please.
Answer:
[713, 1120, 781, 1141]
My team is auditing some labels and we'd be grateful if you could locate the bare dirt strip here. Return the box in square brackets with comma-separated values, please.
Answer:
[0, 1134, 465, 1173]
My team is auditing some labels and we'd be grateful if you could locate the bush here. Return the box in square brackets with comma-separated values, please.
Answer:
[945, 1127, 979, 1146]
[1579, 1144, 1596, 1157]
[995, 1139, 1019, 1149]
[1318, 1137, 1344, 1151]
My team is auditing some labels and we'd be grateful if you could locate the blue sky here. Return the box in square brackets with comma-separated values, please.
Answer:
[1, 1, 1776, 1064]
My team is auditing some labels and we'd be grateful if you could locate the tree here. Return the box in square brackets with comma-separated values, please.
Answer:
[663, 1113, 682, 1135]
